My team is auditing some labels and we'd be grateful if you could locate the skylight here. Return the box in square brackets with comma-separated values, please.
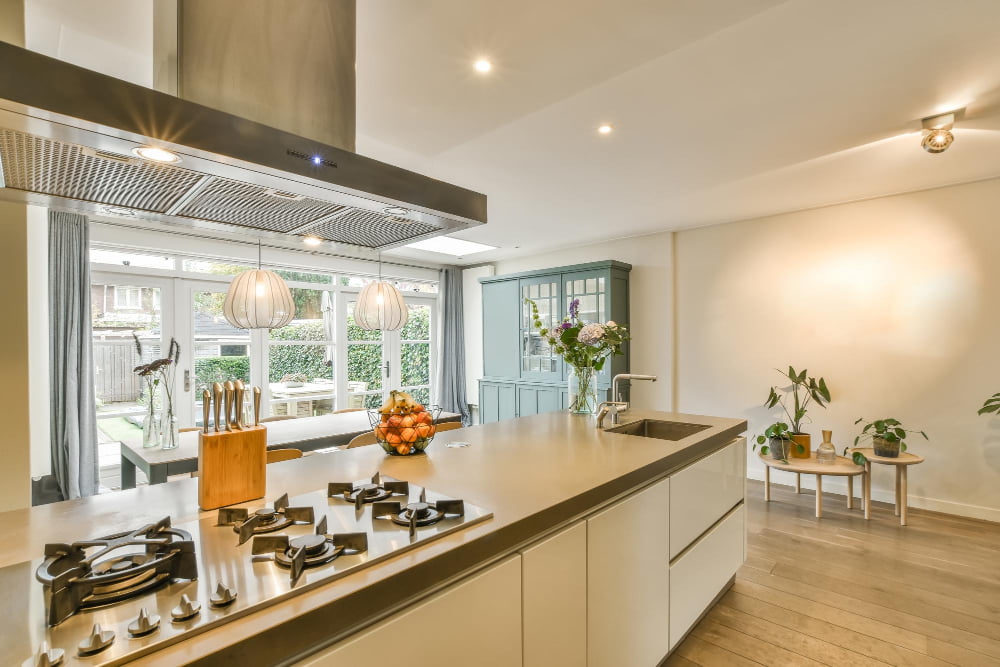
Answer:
[404, 237, 497, 256]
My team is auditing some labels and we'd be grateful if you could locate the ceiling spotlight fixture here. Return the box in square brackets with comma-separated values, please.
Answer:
[920, 111, 959, 154]
[132, 146, 182, 163]
[474, 59, 492, 73]
[302, 236, 323, 246]
[597, 124, 613, 135]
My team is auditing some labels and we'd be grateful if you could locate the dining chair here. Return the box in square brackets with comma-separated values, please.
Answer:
[179, 427, 202, 433]
[260, 415, 298, 423]
[435, 421, 463, 433]
[331, 408, 365, 414]
[346, 431, 378, 448]
[266, 448, 304, 464]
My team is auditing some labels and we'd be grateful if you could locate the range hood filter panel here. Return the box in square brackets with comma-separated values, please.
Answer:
[0, 129, 204, 213]
[307, 208, 439, 247]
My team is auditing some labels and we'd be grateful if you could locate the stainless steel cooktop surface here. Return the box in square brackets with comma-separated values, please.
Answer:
[5, 478, 491, 666]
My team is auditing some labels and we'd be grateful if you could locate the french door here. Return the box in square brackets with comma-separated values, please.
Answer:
[339, 296, 437, 410]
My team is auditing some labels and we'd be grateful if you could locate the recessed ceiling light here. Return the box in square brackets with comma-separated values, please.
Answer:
[404, 236, 497, 257]
[303, 236, 323, 246]
[597, 124, 613, 135]
[132, 146, 181, 163]
[474, 59, 492, 73]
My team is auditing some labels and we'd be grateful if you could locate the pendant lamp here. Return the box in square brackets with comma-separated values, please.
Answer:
[223, 242, 295, 329]
[353, 255, 408, 331]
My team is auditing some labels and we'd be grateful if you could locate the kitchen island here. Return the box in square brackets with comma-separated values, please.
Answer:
[2, 410, 745, 666]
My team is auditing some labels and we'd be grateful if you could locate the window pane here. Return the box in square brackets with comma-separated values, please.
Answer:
[193, 290, 251, 419]
[401, 304, 430, 340]
[272, 269, 332, 284]
[407, 387, 430, 405]
[394, 280, 438, 294]
[268, 345, 334, 417]
[401, 342, 430, 385]
[269, 289, 330, 340]
[91, 248, 175, 270]
[348, 344, 382, 391]
[183, 258, 252, 275]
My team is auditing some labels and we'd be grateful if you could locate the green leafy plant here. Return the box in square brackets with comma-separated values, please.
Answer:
[764, 366, 831, 434]
[847, 417, 928, 465]
[978, 392, 1000, 416]
[753, 422, 794, 463]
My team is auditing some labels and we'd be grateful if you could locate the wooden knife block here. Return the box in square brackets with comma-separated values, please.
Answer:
[198, 425, 267, 510]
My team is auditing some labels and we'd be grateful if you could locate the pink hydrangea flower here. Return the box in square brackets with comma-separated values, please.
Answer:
[578, 323, 606, 345]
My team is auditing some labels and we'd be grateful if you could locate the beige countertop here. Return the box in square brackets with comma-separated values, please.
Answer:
[3, 410, 745, 665]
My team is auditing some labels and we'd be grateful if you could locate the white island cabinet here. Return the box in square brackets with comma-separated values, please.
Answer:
[298, 555, 522, 667]
[588, 477, 671, 667]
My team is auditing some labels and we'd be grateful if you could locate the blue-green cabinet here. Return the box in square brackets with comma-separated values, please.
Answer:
[478, 260, 631, 424]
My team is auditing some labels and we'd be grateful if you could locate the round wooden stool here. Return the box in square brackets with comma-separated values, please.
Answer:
[850, 448, 924, 526]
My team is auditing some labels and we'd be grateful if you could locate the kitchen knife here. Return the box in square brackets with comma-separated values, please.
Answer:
[224, 381, 236, 431]
[253, 386, 262, 426]
[213, 382, 224, 433]
[202, 389, 211, 432]
[234, 380, 245, 430]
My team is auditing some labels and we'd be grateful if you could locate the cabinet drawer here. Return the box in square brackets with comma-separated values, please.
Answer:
[669, 438, 745, 559]
[669, 504, 745, 650]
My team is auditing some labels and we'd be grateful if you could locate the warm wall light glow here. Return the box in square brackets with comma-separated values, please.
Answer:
[303, 236, 322, 246]
[474, 59, 492, 73]
[598, 124, 613, 135]
[132, 146, 181, 163]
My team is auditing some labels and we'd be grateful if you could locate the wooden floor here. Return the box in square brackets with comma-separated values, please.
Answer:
[668, 479, 1000, 666]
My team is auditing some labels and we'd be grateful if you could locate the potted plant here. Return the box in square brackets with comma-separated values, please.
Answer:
[850, 417, 927, 462]
[978, 392, 1000, 416]
[753, 422, 793, 463]
[763, 367, 831, 458]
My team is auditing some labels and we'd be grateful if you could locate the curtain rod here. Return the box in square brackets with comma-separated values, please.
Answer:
[88, 219, 442, 274]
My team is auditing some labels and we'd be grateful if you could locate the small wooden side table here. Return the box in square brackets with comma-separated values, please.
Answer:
[758, 452, 866, 518]
[851, 448, 925, 526]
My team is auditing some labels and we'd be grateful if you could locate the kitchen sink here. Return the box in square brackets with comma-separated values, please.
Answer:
[607, 419, 711, 441]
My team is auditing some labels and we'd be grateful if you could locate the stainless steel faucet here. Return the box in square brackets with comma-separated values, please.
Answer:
[596, 401, 628, 428]
[611, 373, 658, 412]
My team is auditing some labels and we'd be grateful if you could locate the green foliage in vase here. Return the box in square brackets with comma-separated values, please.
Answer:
[763, 366, 831, 434]
[847, 417, 928, 464]
[525, 297, 630, 372]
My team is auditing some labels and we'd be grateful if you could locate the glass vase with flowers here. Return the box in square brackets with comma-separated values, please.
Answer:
[526, 297, 630, 414]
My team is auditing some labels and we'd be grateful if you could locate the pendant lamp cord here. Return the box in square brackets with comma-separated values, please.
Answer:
[257, 240, 262, 269]
[377, 252, 383, 282]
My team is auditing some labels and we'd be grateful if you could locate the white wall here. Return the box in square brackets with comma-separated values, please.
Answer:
[490, 233, 674, 412]
[675, 177, 1000, 522]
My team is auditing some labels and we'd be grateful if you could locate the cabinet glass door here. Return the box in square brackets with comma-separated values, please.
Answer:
[563, 271, 610, 383]
[520, 276, 562, 381]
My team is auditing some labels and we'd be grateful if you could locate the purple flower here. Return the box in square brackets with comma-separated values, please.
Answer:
[559, 321, 572, 331]
[568, 298, 580, 320]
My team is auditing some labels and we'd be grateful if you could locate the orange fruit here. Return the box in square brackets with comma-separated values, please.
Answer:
[400, 427, 418, 443]
[427, 424, 436, 437]
[386, 431, 402, 445]
[414, 411, 432, 425]
[380, 413, 389, 425]
[400, 415, 415, 428]
[415, 423, 430, 438]
[396, 443, 410, 455]
[387, 414, 402, 428]
[412, 404, 424, 413]
[375, 426, 389, 440]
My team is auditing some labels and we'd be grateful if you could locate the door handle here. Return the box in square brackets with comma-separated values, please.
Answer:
[184, 369, 191, 392]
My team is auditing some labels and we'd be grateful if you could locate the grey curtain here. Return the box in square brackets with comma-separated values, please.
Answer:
[49, 211, 99, 499]
[436, 266, 471, 424]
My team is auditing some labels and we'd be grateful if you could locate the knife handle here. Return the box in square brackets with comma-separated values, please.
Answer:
[213, 382, 224, 433]
[234, 380, 245, 430]
[224, 381, 235, 431]
[253, 386, 262, 426]
[202, 389, 211, 432]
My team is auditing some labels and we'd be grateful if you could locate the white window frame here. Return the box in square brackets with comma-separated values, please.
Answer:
[113, 285, 142, 309]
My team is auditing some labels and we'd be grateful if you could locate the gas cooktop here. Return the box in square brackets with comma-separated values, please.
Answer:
[4, 476, 491, 666]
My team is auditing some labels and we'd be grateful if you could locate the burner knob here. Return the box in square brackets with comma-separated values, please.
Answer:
[35, 642, 64, 667]
[210, 582, 238, 607]
[171, 594, 202, 621]
[128, 607, 161, 636]
[77, 623, 115, 656]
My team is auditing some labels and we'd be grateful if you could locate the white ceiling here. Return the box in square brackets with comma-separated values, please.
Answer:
[356, 0, 1000, 265]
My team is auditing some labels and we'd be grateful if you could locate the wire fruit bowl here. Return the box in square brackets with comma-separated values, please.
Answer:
[367, 405, 442, 456]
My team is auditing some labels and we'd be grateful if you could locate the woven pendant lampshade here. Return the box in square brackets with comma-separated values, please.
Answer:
[354, 281, 408, 331]
[223, 268, 295, 330]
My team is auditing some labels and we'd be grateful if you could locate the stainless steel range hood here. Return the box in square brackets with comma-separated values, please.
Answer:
[0, 42, 487, 249]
